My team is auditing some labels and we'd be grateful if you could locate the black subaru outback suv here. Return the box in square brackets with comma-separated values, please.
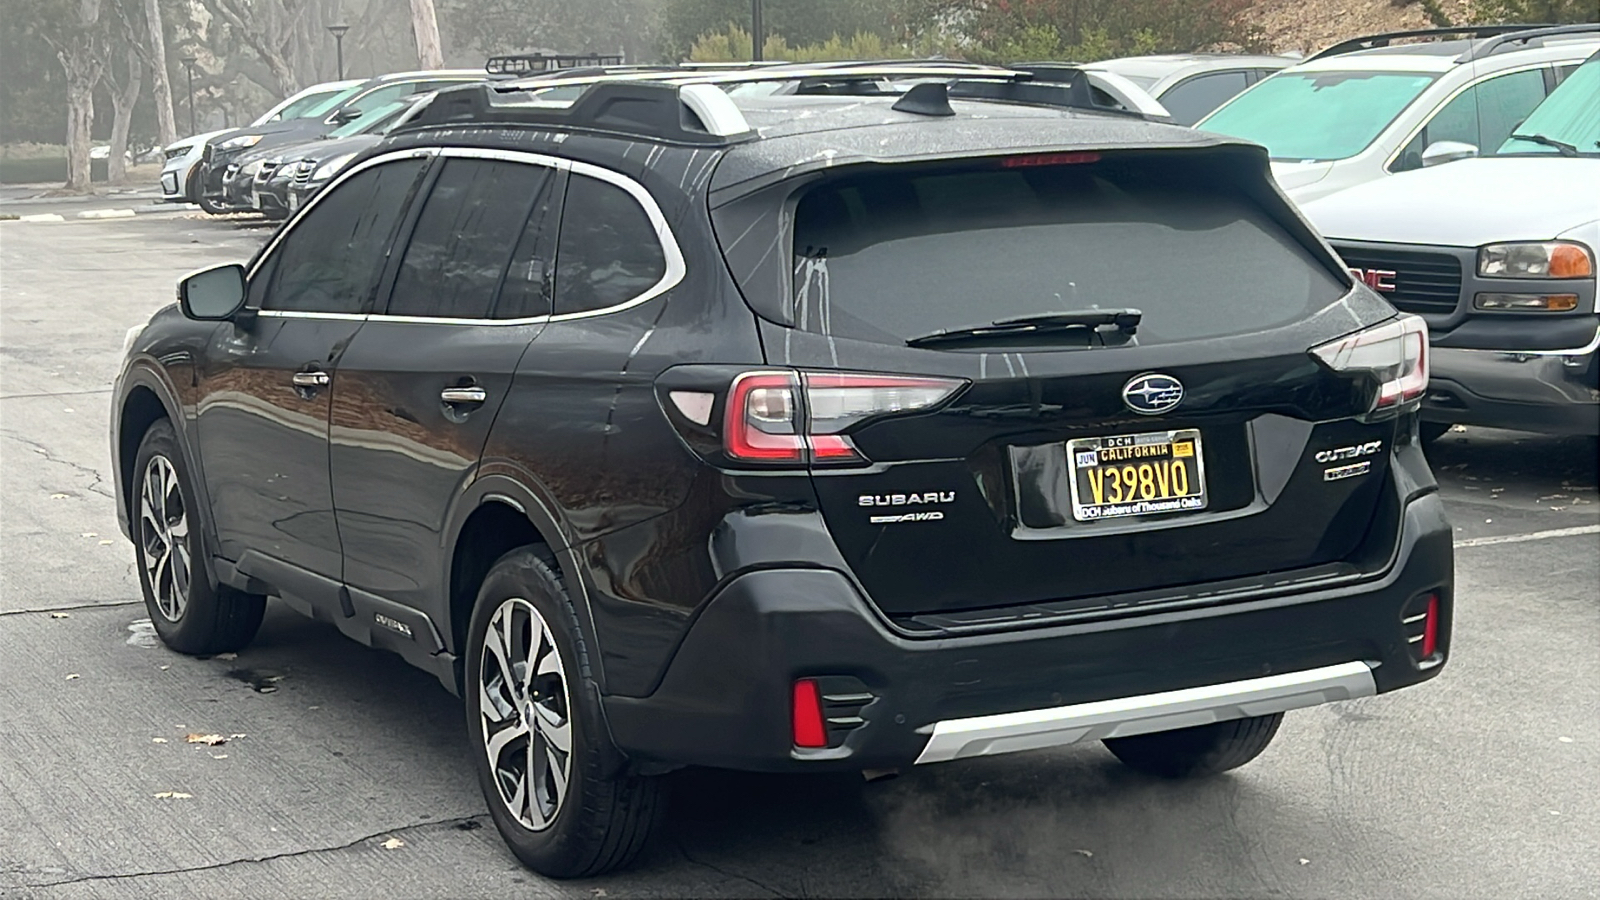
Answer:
[111, 62, 1453, 878]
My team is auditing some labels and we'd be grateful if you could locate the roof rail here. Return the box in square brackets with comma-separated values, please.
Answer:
[401, 81, 755, 146]
[1307, 25, 1553, 61]
[1459, 22, 1600, 61]
[486, 52, 627, 76]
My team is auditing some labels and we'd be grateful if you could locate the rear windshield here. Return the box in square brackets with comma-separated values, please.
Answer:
[1199, 71, 1438, 161]
[789, 158, 1347, 347]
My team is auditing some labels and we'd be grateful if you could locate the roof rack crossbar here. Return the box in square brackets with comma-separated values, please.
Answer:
[1459, 22, 1600, 62]
[1307, 25, 1554, 61]
[403, 81, 754, 146]
[486, 52, 627, 76]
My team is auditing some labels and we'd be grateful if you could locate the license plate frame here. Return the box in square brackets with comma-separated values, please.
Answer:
[1066, 428, 1208, 522]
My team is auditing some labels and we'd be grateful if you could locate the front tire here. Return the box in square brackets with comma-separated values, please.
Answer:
[466, 548, 660, 878]
[132, 419, 265, 654]
[1103, 713, 1283, 778]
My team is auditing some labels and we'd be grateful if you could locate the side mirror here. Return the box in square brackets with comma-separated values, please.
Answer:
[1421, 140, 1478, 168]
[330, 107, 362, 125]
[179, 264, 247, 320]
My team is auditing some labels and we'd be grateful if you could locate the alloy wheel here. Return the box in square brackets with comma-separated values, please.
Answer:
[139, 455, 191, 622]
[479, 597, 572, 831]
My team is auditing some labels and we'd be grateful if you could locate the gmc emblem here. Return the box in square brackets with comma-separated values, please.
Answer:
[1350, 267, 1397, 292]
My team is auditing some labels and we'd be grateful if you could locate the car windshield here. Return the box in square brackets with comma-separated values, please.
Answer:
[1200, 70, 1438, 161]
[264, 87, 357, 123]
[297, 85, 367, 119]
[1496, 55, 1600, 156]
[326, 100, 411, 138]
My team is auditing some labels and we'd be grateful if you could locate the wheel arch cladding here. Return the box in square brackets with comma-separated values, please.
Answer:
[449, 500, 549, 666]
[119, 386, 171, 524]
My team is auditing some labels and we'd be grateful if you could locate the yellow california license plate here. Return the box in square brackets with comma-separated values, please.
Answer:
[1067, 429, 1207, 521]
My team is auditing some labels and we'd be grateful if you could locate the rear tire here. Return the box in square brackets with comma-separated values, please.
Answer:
[132, 419, 266, 655]
[465, 548, 661, 878]
[1104, 713, 1283, 778]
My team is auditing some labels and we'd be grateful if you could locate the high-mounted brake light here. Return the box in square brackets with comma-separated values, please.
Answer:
[723, 370, 965, 465]
[1000, 151, 1101, 168]
[1312, 315, 1429, 414]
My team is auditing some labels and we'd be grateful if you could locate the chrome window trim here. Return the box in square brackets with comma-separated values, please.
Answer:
[246, 145, 687, 326]
[1383, 60, 1555, 173]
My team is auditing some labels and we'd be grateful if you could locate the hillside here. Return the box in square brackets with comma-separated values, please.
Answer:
[1247, 0, 1478, 54]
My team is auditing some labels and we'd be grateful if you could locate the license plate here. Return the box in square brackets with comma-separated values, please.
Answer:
[1067, 429, 1207, 521]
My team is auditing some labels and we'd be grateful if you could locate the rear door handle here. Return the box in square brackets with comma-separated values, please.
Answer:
[440, 386, 487, 405]
[291, 371, 330, 388]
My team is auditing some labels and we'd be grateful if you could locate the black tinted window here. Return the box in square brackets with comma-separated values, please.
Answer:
[554, 174, 667, 315]
[1159, 71, 1251, 125]
[790, 158, 1346, 347]
[264, 160, 423, 313]
[387, 158, 552, 319]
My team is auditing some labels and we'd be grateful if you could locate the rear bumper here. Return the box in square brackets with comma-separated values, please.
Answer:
[603, 491, 1453, 772]
[1424, 323, 1600, 435]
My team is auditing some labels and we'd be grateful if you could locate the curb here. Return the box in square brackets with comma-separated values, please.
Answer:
[77, 208, 138, 219]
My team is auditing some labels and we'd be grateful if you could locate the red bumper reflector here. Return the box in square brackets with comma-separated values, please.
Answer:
[792, 679, 827, 748]
[1421, 594, 1439, 658]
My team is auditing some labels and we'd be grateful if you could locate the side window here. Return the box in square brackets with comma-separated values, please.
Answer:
[553, 173, 669, 315]
[496, 170, 564, 320]
[262, 160, 424, 314]
[1552, 63, 1579, 87]
[1158, 71, 1251, 126]
[386, 158, 553, 319]
[1395, 69, 1547, 171]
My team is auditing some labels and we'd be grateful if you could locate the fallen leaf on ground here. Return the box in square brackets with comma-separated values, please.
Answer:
[65, 673, 80, 680]
[151, 737, 168, 744]
[99, 539, 114, 545]
[211, 754, 228, 760]
[1298, 858, 1310, 866]
[1558, 736, 1574, 743]
[380, 837, 405, 850]
[1073, 849, 1093, 858]
[228, 733, 247, 739]
[50, 493, 69, 500]
[153, 792, 193, 799]
[215, 652, 238, 660]
[79, 532, 96, 538]
[158, 665, 170, 671]
[185, 733, 227, 746]
[49, 612, 70, 619]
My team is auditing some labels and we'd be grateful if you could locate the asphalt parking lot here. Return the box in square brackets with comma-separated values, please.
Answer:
[2, 206, 1597, 899]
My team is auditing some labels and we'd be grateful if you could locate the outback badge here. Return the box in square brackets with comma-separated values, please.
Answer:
[1122, 373, 1184, 416]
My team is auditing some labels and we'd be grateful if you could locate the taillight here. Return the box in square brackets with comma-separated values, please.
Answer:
[723, 370, 964, 465]
[1312, 315, 1428, 414]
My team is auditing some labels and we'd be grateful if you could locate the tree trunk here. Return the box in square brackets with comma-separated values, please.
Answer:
[108, 48, 143, 184]
[408, 0, 444, 69]
[142, 0, 177, 144]
[64, 60, 97, 191]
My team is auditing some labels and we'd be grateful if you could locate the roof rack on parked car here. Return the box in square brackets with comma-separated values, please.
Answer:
[485, 52, 627, 76]
[1307, 24, 1555, 61]
[1458, 22, 1600, 61]
[405, 80, 758, 146]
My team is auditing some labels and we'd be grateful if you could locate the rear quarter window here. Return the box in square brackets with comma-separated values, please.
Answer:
[788, 156, 1348, 347]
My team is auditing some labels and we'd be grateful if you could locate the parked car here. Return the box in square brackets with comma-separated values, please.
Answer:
[113, 62, 1452, 879]
[1304, 49, 1599, 439]
[159, 80, 364, 206]
[253, 94, 435, 218]
[1198, 24, 1599, 203]
[1082, 52, 1296, 125]
[197, 70, 490, 213]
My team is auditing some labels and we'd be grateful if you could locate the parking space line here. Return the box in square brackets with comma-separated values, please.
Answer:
[1454, 524, 1600, 549]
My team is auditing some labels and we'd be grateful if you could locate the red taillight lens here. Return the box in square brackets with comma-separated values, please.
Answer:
[792, 679, 827, 748]
[1312, 314, 1429, 414]
[722, 370, 965, 465]
[1421, 594, 1439, 658]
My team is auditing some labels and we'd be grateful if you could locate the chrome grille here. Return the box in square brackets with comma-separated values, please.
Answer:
[1334, 245, 1464, 315]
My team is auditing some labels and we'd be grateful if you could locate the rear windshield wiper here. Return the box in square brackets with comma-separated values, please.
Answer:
[1508, 132, 1579, 157]
[906, 309, 1142, 348]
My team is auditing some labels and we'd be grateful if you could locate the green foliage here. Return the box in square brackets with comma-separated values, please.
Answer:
[1468, 0, 1600, 23]
[661, 0, 905, 61]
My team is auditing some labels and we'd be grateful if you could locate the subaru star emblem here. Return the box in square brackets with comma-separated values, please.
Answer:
[1122, 373, 1184, 415]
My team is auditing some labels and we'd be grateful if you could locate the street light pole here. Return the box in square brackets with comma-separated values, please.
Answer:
[327, 24, 350, 80]
[750, 0, 764, 62]
[181, 57, 197, 135]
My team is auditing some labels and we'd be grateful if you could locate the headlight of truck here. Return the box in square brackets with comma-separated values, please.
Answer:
[313, 153, 356, 181]
[1478, 241, 1595, 279]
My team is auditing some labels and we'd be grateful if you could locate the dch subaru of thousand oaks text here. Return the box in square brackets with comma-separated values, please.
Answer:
[110, 63, 1453, 878]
